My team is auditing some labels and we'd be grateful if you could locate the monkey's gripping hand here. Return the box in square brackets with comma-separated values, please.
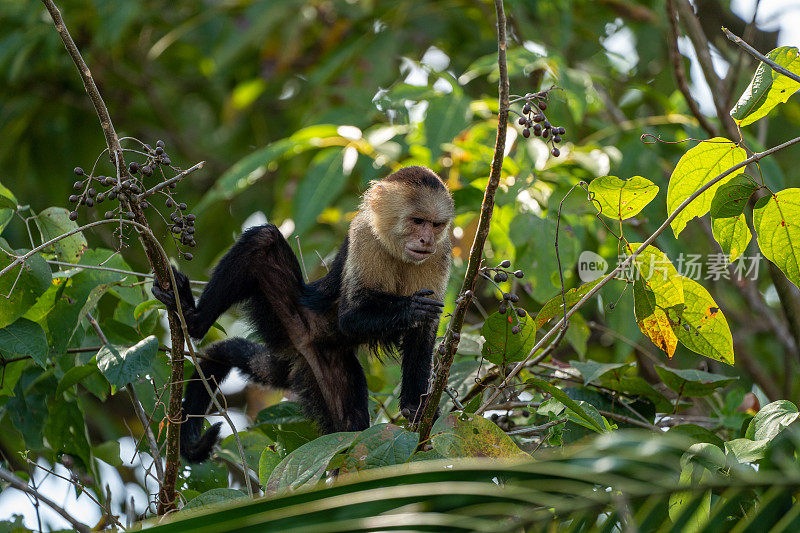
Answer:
[401, 402, 440, 425]
[151, 266, 199, 334]
[407, 289, 444, 326]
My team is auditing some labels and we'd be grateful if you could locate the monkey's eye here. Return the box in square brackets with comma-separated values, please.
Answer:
[432, 222, 444, 228]
[412, 217, 425, 225]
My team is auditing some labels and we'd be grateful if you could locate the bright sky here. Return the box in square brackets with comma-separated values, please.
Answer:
[2, 1, 800, 530]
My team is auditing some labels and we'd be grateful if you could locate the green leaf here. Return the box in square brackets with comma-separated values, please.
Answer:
[292, 148, 348, 234]
[0, 182, 17, 235]
[44, 398, 91, 467]
[34, 207, 87, 263]
[588, 175, 659, 220]
[654, 365, 737, 397]
[481, 311, 536, 365]
[425, 93, 471, 163]
[93, 440, 121, 467]
[266, 432, 358, 493]
[258, 446, 282, 488]
[666, 138, 747, 237]
[570, 360, 629, 385]
[731, 46, 800, 127]
[710, 174, 757, 262]
[56, 364, 101, 397]
[96, 336, 158, 393]
[256, 402, 308, 425]
[745, 400, 799, 440]
[667, 424, 724, 449]
[183, 489, 247, 511]
[753, 189, 800, 288]
[0, 318, 47, 367]
[668, 276, 734, 365]
[725, 438, 770, 464]
[0, 249, 51, 329]
[535, 278, 603, 329]
[217, 430, 273, 472]
[627, 243, 684, 308]
[526, 377, 605, 432]
[255, 402, 318, 454]
[340, 424, 418, 471]
[431, 412, 528, 458]
[180, 460, 229, 494]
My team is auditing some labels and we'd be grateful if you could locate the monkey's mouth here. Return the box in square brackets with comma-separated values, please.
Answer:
[406, 248, 434, 261]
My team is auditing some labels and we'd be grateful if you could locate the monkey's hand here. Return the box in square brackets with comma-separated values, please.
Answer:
[407, 289, 444, 325]
[152, 266, 196, 316]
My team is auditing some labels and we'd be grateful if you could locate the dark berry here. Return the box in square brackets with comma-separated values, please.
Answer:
[68, 195, 79, 203]
[521, 409, 530, 417]
[141, 201, 149, 209]
[156, 140, 165, 148]
[129, 162, 139, 174]
[171, 225, 181, 234]
[551, 147, 561, 157]
[85, 198, 94, 207]
[104, 211, 114, 219]
[533, 113, 544, 123]
[126, 211, 135, 219]
[162, 157, 171, 166]
[557, 127, 566, 135]
[73, 167, 84, 176]
[73, 181, 83, 191]
[522, 128, 530, 138]
[514, 270, 524, 278]
[452, 331, 460, 341]
[498, 303, 507, 314]
[186, 226, 195, 234]
[494, 271, 508, 282]
[96, 193, 105, 203]
[533, 124, 542, 135]
[178, 203, 187, 211]
[522, 103, 531, 114]
[507, 293, 519, 303]
[107, 191, 116, 200]
[142, 166, 153, 177]
[68, 211, 78, 221]
[166, 198, 174, 208]
[184, 253, 193, 261]
[491, 413, 499, 421]
[438, 344, 447, 355]
[187, 239, 196, 247]
[553, 135, 562, 144]
[511, 325, 520, 335]
[168, 182, 177, 189]
[516, 308, 526, 318]
[537, 100, 547, 110]
[88, 188, 96, 197]
[518, 117, 526, 126]
[500, 260, 511, 268]
[186, 214, 196, 222]
[503, 293, 511, 300]
[542, 129, 550, 139]
[543, 120, 551, 129]
[155, 147, 164, 156]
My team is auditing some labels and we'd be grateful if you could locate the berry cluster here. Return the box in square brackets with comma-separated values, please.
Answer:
[490, 409, 530, 431]
[66, 139, 196, 261]
[514, 93, 566, 158]
[482, 259, 527, 334]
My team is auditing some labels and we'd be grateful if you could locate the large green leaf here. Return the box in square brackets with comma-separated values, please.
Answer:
[731, 46, 800, 127]
[535, 278, 603, 329]
[34, 206, 87, 263]
[0, 318, 48, 367]
[588, 175, 659, 220]
[527, 377, 605, 432]
[340, 424, 418, 472]
[654, 366, 736, 397]
[745, 400, 799, 441]
[668, 276, 734, 365]
[43, 398, 92, 468]
[666, 138, 747, 237]
[96, 335, 158, 393]
[0, 247, 51, 329]
[481, 310, 536, 365]
[430, 412, 528, 458]
[292, 148, 348, 234]
[710, 174, 757, 262]
[0, 182, 17, 235]
[570, 360, 629, 385]
[183, 489, 247, 511]
[753, 189, 800, 288]
[267, 432, 358, 493]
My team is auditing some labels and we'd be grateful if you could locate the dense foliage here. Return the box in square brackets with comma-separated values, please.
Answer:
[3, 0, 800, 531]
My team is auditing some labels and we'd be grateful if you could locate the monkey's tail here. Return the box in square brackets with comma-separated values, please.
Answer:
[180, 338, 260, 463]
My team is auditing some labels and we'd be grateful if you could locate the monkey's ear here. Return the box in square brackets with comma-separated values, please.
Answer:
[366, 182, 385, 211]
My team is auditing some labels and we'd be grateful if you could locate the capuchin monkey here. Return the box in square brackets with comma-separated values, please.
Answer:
[152, 166, 454, 462]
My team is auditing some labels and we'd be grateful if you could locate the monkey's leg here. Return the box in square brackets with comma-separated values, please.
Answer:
[182, 337, 291, 463]
[291, 349, 370, 434]
[152, 224, 305, 339]
[399, 321, 439, 423]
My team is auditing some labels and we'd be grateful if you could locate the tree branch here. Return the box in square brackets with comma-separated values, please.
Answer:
[414, 0, 510, 444]
[723, 27, 800, 83]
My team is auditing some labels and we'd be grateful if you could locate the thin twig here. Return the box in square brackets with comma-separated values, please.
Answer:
[506, 417, 567, 436]
[476, 135, 800, 414]
[723, 27, 800, 83]
[0, 466, 91, 533]
[46, 259, 208, 285]
[137, 161, 205, 200]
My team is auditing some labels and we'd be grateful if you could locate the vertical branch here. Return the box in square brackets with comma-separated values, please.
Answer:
[415, 0, 510, 444]
[40, 0, 186, 513]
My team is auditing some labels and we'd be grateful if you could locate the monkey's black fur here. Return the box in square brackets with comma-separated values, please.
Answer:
[153, 224, 443, 463]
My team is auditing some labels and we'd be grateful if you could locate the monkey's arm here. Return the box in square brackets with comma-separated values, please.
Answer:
[398, 320, 439, 423]
[338, 288, 443, 340]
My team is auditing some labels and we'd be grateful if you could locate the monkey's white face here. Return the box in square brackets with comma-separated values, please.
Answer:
[402, 216, 448, 263]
